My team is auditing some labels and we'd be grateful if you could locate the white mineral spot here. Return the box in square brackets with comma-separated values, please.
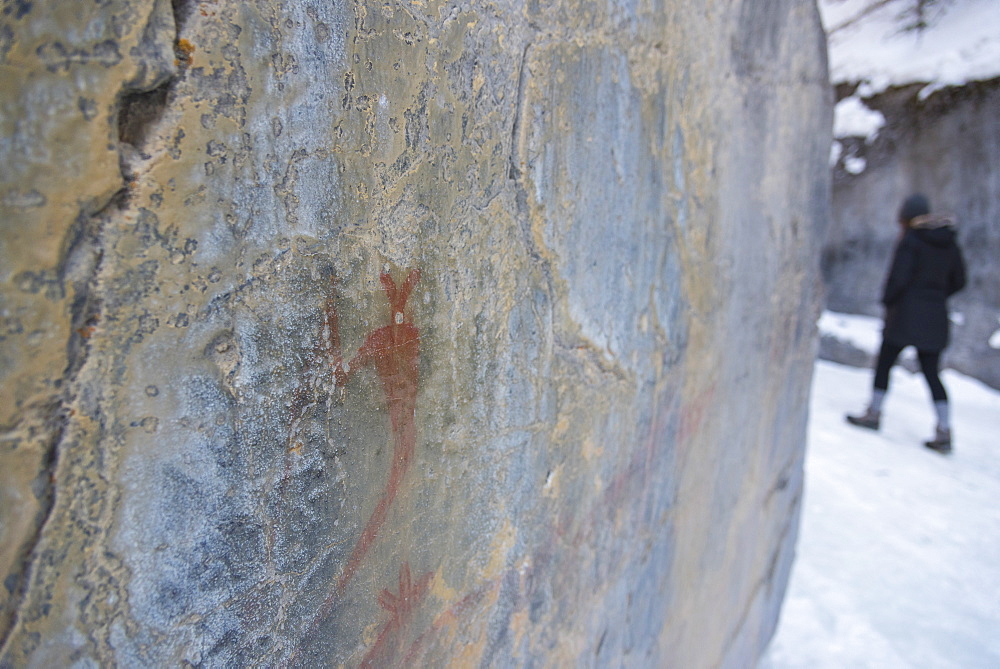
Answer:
[395, 312, 403, 324]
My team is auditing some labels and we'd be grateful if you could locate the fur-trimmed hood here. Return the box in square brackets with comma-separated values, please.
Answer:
[909, 214, 958, 248]
[911, 213, 957, 230]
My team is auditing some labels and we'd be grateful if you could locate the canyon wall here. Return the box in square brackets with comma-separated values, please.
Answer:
[826, 78, 1000, 389]
[0, 1, 830, 666]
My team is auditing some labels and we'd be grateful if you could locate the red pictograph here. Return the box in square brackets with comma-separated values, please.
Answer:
[333, 268, 421, 589]
[360, 562, 434, 668]
[291, 268, 424, 662]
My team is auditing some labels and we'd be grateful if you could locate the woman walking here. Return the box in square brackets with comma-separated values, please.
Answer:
[846, 193, 967, 453]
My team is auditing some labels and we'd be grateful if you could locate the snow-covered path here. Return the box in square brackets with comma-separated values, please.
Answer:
[761, 360, 1000, 668]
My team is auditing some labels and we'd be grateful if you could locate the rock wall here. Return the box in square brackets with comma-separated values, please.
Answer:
[826, 78, 1000, 389]
[0, 1, 830, 666]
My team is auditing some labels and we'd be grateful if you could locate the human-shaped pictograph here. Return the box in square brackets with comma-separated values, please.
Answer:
[332, 268, 421, 589]
[290, 268, 426, 662]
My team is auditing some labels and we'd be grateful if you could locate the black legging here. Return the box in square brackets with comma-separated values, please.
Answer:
[873, 339, 948, 402]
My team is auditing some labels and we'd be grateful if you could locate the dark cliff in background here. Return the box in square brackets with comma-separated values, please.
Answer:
[826, 77, 1000, 389]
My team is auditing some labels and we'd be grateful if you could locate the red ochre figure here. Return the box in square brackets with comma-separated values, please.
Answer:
[292, 268, 423, 663]
[360, 562, 434, 669]
[333, 268, 421, 590]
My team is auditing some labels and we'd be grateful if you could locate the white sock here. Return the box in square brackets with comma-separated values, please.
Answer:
[870, 389, 886, 414]
[934, 400, 950, 431]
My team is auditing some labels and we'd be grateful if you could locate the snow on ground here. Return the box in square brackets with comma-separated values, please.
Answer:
[818, 310, 883, 354]
[819, 0, 1000, 94]
[760, 358, 1000, 668]
[819, 310, 917, 361]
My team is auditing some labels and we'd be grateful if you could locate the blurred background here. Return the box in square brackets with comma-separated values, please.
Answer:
[765, 2, 1000, 666]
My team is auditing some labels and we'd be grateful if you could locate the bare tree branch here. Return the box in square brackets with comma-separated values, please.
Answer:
[828, 0, 900, 35]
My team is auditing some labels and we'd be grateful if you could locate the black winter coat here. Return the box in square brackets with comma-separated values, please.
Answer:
[882, 215, 966, 352]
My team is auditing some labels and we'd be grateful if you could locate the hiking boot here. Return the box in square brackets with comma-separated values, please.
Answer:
[846, 408, 880, 430]
[924, 427, 952, 454]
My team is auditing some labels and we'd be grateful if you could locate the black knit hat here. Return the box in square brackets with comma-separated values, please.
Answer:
[898, 193, 930, 222]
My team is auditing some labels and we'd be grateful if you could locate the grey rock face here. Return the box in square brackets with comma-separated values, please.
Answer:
[827, 78, 1000, 389]
[0, 0, 830, 666]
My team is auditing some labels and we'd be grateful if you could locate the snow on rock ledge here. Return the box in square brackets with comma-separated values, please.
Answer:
[820, 0, 1000, 93]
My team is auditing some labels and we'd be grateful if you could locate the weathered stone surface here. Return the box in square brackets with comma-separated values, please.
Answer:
[1, 1, 830, 666]
[826, 78, 1000, 389]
